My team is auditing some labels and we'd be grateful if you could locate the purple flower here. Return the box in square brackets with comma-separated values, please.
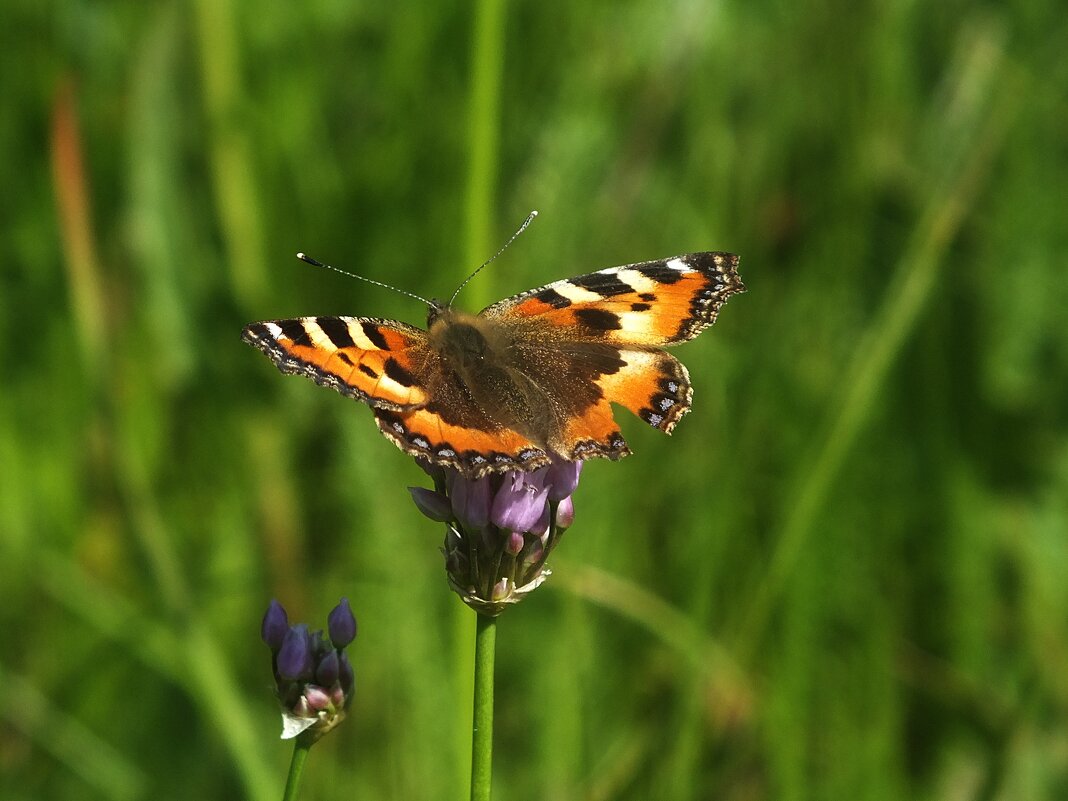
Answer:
[545, 460, 583, 502]
[263, 598, 357, 742]
[491, 471, 549, 532]
[449, 473, 492, 529]
[409, 460, 585, 615]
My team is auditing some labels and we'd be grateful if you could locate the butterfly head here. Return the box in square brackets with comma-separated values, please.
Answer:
[426, 298, 451, 328]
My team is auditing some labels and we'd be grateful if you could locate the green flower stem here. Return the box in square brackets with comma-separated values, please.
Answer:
[281, 738, 312, 801]
[470, 613, 497, 801]
[458, 1, 507, 793]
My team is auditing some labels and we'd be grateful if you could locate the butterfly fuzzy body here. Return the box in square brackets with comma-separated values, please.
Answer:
[243, 252, 744, 477]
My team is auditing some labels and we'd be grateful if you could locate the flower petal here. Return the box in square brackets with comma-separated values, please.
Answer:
[408, 487, 453, 522]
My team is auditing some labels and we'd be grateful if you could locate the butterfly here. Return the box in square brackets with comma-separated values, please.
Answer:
[243, 252, 744, 478]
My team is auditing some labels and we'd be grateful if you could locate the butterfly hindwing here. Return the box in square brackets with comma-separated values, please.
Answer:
[373, 406, 552, 475]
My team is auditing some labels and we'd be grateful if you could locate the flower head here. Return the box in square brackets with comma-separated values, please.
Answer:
[410, 461, 583, 615]
[262, 598, 357, 742]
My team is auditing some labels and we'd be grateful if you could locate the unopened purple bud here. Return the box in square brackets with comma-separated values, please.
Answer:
[278, 624, 315, 680]
[309, 629, 327, 658]
[328, 597, 357, 648]
[506, 531, 525, 556]
[316, 650, 340, 687]
[555, 496, 575, 529]
[545, 460, 583, 502]
[451, 474, 492, 529]
[261, 600, 289, 651]
[338, 652, 355, 697]
[408, 487, 453, 522]
[304, 686, 332, 712]
[491, 473, 549, 532]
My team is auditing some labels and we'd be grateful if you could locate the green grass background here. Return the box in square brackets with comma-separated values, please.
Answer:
[3, 1, 1067, 799]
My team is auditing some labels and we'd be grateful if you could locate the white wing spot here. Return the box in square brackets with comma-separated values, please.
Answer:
[666, 258, 689, 272]
[553, 282, 605, 304]
[615, 268, 658, 294]
[303, 320, 336, 350]
[266, 322, 284, 339]
[346, 320, 380, 350]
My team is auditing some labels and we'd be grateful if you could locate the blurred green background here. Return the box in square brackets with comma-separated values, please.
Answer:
[3, 1, 1067, 799]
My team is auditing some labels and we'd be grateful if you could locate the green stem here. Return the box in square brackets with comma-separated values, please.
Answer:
[281, 738, 312, 801]
[470, 613, 497, 801]
[459, 3, 506, 796]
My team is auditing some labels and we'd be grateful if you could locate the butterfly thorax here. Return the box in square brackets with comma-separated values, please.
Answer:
[427, 308, 498, 370]
[426, 307, 562, 451]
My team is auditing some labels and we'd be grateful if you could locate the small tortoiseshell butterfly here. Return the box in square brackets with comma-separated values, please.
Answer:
[243, 251, 744, 477]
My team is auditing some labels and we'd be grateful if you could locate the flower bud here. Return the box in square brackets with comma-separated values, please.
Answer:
[261, 599, 289, 651]
[506, 531, 525, 556]
[316, 650, 340, 686]
[555, 496, 575, 529]
[263, 598, 357, 743]
[304, 686, 332, 711]
[328, 597, 357, 648]
[545, 460, 582, 502]
[278, 625, 314, 681]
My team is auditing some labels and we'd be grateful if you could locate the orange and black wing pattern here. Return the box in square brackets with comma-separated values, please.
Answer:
[481, 252, 744, 346]
[241, 316, 430, 410]
[477, 252, 743, 460]
[243, 252, 743, 476]
[243, 315, 554, 476]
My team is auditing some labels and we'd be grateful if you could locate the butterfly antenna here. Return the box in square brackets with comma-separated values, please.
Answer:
[296, 252, 434, 306]
[447, 209, 538, 307]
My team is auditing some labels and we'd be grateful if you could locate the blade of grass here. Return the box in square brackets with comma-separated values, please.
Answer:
[735, 21, 1019, 658]
[28, 546, 276, 801]
[192, 0, 267, 309]
[50, 79, 107, 379]
[554, 563, 751, 704]
[0, 663, 147, 801]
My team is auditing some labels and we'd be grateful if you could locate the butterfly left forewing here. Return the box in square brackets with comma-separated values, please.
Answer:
[242, 316, 430, 410]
